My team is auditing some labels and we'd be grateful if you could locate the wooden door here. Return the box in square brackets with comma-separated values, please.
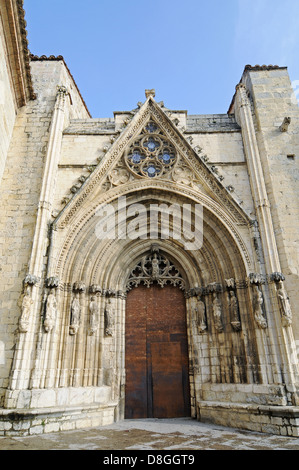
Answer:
[125, 284, 190, 419]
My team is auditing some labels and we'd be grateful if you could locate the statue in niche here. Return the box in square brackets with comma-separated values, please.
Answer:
[19, 287, 33, 333]
[212, 293, 223, 332]
[228, 290, 241, 331]
[253, 286, 267, 329]
[277, 282, 292, 327]
[104, 299, 114, 336]
[69, 292, 81, 335]
[151, 253, 160, 280]
[196, 297, 207, 333]
[44, 291, 57, 333]
[88, 296, 99, 335]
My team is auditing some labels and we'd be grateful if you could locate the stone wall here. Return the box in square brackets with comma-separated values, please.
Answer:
[0, 19, 17, 184]
[242, 67, 299, 345]
[0, 59, 89, 404]
[0, 59, 299, 437]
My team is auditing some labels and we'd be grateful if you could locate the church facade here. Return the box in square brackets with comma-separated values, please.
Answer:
[0, 0, 299, 436]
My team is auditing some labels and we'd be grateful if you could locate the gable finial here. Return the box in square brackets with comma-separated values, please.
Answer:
[145, 89, 155, 98]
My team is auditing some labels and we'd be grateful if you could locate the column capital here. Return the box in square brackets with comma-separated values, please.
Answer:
[56, 85, 69, 97]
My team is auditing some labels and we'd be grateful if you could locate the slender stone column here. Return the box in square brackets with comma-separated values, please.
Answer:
[235, 83, 299, 396]
[7, 86, 69, 392]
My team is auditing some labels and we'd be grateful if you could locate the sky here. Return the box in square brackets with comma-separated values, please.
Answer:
[23, 0, 299, 118]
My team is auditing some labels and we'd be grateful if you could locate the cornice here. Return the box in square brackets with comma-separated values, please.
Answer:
[0, 0, 36, 105]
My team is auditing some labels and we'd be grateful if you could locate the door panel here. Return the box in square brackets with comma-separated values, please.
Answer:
[125, 284, 190, 419]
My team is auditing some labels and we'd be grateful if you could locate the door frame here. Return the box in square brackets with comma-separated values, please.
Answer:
[124, 283, 191, 419]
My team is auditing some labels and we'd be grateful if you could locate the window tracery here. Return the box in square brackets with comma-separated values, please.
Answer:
[126, 249, 185, 291]
[125, 120, 177, 179]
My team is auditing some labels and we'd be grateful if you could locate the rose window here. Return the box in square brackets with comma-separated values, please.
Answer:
[125, 121, 177, 178]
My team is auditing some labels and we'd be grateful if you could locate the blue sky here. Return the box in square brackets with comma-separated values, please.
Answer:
[24, 0, 299, 118]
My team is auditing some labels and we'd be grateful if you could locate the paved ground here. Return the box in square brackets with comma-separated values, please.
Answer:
[1, 418, 299, 451]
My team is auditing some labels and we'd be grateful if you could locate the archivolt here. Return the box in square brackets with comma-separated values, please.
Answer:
[51, 181, 254, 287]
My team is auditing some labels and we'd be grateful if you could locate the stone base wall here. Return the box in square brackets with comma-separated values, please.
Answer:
[0, 402, 116, 436]
[198, 401, 299, 437]
[0, 386, 117, 436]
[4, 385, 112, 409]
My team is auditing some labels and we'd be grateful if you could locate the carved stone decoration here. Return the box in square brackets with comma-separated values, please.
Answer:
[69, 293, 81, 335]
[228, 291, 241, 331]
[212, 292, 223, 332]
[89, 284, 102, 295]
[252, 285, 267, 329]
[225, 278, 241, 331]
[207, 282, 222, 294]
[73, 281, 86, 293]
[225, 278, 235, 290]
[270, 272, 286, 283]
[45, 276, 59, 289]
[24, 274, 39, 287]
[279, 117, 291, 132]
[249, 272, 265, 286]
[145, 89, 156, 98]
[109, 166, 131, 186]
[126, 247, 185, 292]
[19, 287, 33, 333]
[172, 165, 194, 185]
[276, 281, 292, 327]
[185, 286, 204, 298]
[124, 120, 177, 179]
[56, 85, 69, 97]
[104, 299, 114, 337]
[44, 291, 57, 333]
[88, 296, 99, 336]
[196, 297, 207, 333]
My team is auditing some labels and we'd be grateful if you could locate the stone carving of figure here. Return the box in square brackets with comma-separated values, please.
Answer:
[88, 296, 99, 335]
[151, 254, 160, 280]
[212, 293, 223, 332]
[19, 287, 33, 333]
[253, 286, 267, 329]
[277, 282, 292, 327]
[69, 293, 81, 335]
[229, 290, 241, 331]
[196, 298, 207, 333]
[44, 292, 57, 333]
[105, 299, 114, 336]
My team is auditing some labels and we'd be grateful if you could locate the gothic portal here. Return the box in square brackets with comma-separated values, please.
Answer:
[1, 0, 299, 437]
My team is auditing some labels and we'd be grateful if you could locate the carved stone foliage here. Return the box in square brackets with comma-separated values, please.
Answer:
[126, 247, 185, 292]
[24, 274, 39, 287]
[45, 276, 60, 289]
